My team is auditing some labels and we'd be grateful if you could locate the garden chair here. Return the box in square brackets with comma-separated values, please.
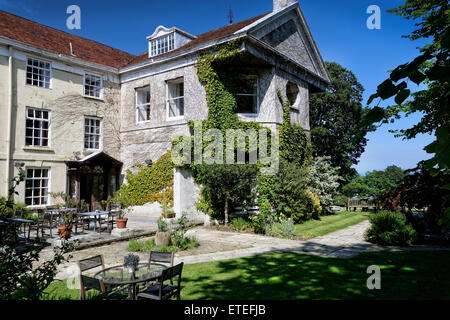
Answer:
[148, 251, 174, 268]
[78, 255, 109, 299]
[79, 275, 124, 300]
[30, 211, 57, 238]
[136, 262, 184, 300]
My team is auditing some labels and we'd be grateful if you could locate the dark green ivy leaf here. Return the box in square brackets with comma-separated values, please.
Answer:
[377, 79, 398, 99]
[408, 70, 426, 85]
[395, 89, 411, 105]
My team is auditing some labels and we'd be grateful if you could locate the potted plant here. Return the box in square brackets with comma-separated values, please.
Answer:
[57, 211, 74, 239]
[155, 216, 170, 246]
[123, 253, 140, 274]
[116, 207, 129, 229]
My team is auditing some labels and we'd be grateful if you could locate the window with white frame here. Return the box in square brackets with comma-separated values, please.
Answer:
[166, 79, 184, 119]
[150, 33, 175, 56]
[26, 57, 51, 88]
[136, 86, 151, 123]
[235, 75, 258, 114]
[25, 168, 49, 206]
[84, 117, 102, 150]
[84, 73, 102, 98]
[25, 108, 50, 147]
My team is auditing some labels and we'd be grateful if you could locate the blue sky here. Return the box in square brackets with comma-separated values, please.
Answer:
[0, 0, 434, 174]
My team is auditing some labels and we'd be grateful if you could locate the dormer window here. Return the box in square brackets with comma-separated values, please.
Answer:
[147, 26, 197, 58]
[151, 33, 175, 56]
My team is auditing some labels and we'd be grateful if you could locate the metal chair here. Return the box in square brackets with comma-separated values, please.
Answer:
[79, 275, 124, 300]
[136, 262, 184, 300]
[77, 255, 108, 300]
[148, 251, 175, 268]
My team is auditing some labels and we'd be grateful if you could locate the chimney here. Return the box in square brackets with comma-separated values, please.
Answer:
[273, 0, 296, 11]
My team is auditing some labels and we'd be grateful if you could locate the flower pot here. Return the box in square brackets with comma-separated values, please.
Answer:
[116, 218, 128, 229]
[155, 231, 170, 246]
[162, 212, 175, 219]
[57, 225, 72, 239]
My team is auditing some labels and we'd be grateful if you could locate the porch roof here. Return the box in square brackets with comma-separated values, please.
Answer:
[66, 151, 122, 167]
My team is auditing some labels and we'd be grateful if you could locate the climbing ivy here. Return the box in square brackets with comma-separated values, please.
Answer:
[115, 151, 174, 207]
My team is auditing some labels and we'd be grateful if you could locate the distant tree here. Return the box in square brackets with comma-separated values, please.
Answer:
[310, 62, 373, 183]
[342, 165, 406, 197]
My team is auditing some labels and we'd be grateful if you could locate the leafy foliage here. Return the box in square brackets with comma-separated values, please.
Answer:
[342, 165, 406, 197]
[194, 164, 258, 224]
[365, 211, 416, 246]
[306, 156, 342, 213]
[116, 151, 174, 207]
[310, 62, 373, 183]
[0, 171, 72, 300]
[250, 197, 274, 234]
[361, 0, 450, 226]
[259, 162, 322, 223]
[279, 219, 295, 238]
[231, 217, 249, 232]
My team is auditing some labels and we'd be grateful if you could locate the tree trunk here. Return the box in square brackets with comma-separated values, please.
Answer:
[224, 197, 229, 226]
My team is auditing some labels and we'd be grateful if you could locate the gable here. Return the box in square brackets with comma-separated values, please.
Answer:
[260, 19, 316, 74]
[242, 4, 330, 84]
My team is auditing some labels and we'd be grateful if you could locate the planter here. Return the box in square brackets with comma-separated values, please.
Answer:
[155, 231, 170, 246]
[162, 212, 175, 219]
[116, 218, 128, 229]
[57, 225, 72, 239]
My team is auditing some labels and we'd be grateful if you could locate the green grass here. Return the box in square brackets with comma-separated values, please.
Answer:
[44, 250, 450, 300]
[294, 211, 370, 239]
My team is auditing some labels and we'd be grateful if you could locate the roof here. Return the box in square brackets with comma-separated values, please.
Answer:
[0, 10, 136, 69]
[66, 151, 122, 166]
[126, 13, 269, 67]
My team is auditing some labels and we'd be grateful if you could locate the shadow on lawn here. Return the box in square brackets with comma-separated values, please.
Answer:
[181, 248, 450, 300]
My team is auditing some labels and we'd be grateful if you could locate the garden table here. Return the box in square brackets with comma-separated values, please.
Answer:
[94, 263, 167, 300]
[7, 217, 35, 240]
[78, 211, 110, 232]
[47, 208, 78, 225]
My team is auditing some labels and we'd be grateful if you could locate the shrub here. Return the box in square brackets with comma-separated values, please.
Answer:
[365, 211, 416, 246]
[127, 239, 155, 252]
[157, 217, 168, 232]
[306, 156, 342, 213]
[231, 217, 248, 232]
[280, 219, 295, 238]
[258, 162, 322, 223]
[251, 197, 273, 234]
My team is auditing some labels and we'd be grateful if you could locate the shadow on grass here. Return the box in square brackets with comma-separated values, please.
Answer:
[181, 250, 450, 300]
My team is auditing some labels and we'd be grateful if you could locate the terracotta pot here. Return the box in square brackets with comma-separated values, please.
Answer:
[155, 231, 170, 246]
[57, 225, 72, 239]
[116, 218, 128, 229]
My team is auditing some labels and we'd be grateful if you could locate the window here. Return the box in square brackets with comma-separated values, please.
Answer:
[25, 108, 50, 147]
[286, 82, 299, 107]
[25, 168, 49, 206]
[26, 57, 51, 88]
[236, 76, 258, 114]
[166, 79, 184, 119]
[150, 33, 175, 56]
[84, 117, 102, 150]
[136, 86, 151, 123]
[84, 73, 102, 98]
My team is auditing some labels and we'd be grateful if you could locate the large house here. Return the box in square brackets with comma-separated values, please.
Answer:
[0, 0, 330, 215]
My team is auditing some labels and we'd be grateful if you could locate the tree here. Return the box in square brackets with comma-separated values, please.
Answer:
[310, 62, 373, 183]
[306, 156, 342, 213]
[342, 165, 406, 197]
[361, 0, 449, 228]
[194, 164, 258, 225]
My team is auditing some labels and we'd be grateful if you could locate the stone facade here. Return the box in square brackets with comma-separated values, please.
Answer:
[0, 1, 330, 212]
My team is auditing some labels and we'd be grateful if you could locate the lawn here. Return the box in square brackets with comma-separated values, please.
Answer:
[294, 211, 370, 239]
[44, 250, 450, 300]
